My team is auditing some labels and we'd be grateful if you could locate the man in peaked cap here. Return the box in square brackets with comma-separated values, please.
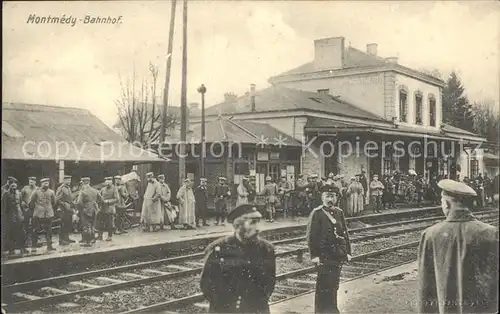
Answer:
[306, 184, 352, 314]
[75, 177, 103, 246]
[114, 175, 129, 234]
[417, 179, 498, 314]
[200, 204, 276, 313]
[2, 180, 28, 255]
[141, 172, 163, 232]
[56, 175, 76, 245]
[214, 176, 231, 226]
[20, 176, 38, 246]
[29, 178, 56, 251]
[97, 176, 120, 241]
[194, 178, 209, 227]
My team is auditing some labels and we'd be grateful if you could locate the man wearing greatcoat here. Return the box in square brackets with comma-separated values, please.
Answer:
[200, 203, 276, 313]
[306, 184, 352, 314]
[75, 177, 102, 246]
[20, 176, 37, 246]
[114, 175, 129, 234]
[98, 177, 119, 241]
[214, 177, 231, 226]
[55, 175, 76, 245]
[417, 179, 498, 314]
[30, 178, 57, 252]
[2, 180, 28, 255]
[194, 177, 210, 227]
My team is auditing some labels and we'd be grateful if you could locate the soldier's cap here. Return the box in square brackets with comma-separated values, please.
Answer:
[242, 176, 249, 181]
[184, 178, 191, 182]
[227, 204, 262, 223]
[28, 176, 37, 181]
[321, 184, 339, 195]
[200, 177, 207, 182]
[333, 174, 344, 180]
[64, 175, 72, 179]
[328, 172, 334, 178]
[114, 175, 122, 180]
[281, 174, 287, 178]
[310, 174, 318, 178]
[7, 176, 18, 182]
[104, 176, 113, 181]
[438, 179, 477, 197]
[81, 177, 91, 182]
[218, 176, 227, 181]
[40, 178, 50, 183]
[157, 174, 165, 179]
[146, 172, 154, 177]
[265, 176, 272, 181]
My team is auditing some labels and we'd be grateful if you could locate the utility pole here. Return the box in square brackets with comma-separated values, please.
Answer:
[197, 84, 207, 177]
[160, 0, 177, 145]
[179, 0, 188, 186]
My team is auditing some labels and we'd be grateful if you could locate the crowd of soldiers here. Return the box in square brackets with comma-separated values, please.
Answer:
[198, 176, 498, 314]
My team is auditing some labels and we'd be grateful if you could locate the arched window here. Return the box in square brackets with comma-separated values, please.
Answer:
[428, 94, 436, 127]
[415, 91, 423, 125]
[399, 86, 408, 123]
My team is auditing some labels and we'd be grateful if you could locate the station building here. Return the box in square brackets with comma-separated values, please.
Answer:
[189, 36, 486, 189]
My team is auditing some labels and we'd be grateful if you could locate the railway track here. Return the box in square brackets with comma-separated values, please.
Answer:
[2, 210, 498, 313]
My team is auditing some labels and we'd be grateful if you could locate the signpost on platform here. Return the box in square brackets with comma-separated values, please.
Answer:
[179, 0, 188, 186]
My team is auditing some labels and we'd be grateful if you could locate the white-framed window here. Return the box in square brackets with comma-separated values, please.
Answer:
[429, 95, 436, 127]
[399, 86, 408, 123]
[415, 91, 423, 125]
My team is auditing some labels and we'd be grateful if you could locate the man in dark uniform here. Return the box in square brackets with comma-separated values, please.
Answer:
[295, 174, 308, 216]
[214, 177, 231, 226]
[75, 177, 102, 246]
[200, 204, 276, 313]
[418, 179, 498, 314]
[56, 175, 76, 245]
[114, 175, 129, 234]
[2, 181, 28, 255]
[98, 177, 119, 241]
[195, 177, 210, 227]
[307, 184, 352, 314]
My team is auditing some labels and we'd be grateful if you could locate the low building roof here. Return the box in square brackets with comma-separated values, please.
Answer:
[168, 117, 301, 147]
[205, 86, 386, 122]
[2, 103, 165, 162]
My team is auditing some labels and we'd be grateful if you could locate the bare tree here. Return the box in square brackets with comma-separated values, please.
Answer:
[115, 62, 178, 146]
[472, 100, 500, 143]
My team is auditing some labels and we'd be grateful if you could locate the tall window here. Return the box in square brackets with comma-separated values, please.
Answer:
[399, 88, 408, 122]
[470, 159, 479, 178]
[429, 95, 436, 127]
[415, 92, 423, 125]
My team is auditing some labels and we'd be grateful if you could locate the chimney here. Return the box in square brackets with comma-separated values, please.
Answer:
[367, 43, 378, 56]
[250, 84, 256, 112]
[385, 57, 398, 64]
[314, 37, 345, 71]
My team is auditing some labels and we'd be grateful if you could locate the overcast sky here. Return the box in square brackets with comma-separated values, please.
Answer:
[3, 1, 499, 126]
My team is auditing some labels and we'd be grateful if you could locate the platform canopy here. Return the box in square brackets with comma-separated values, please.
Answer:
[2, 103, 165, 163]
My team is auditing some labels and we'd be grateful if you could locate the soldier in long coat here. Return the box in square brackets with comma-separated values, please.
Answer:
[200, 204, 276, 313]
[236, 177, 250, 207]
[75, 177, 102, 246]
[262, 176, 278, 222]
[295, 174, 308, 216]
[369, 174, 384, 213]
[177, 178, 196, 229]
[141, 172, 163, 232]
[29, 178, 56, 251]
[418, 179, 498, 314]
[277, 175, 293, 218]
[20, 176, 37, 247]
[346, 177, 357, 216]
[55, 175, 76, 245]
[307, 184, 352, 314]
[194, 178, 209, 227]
[2, 181, 28, 255]
[158, 174, 175, 230]
[214, 177, 231, 226]
[114, 175, 129, 234]
[98, 177, 119, 241]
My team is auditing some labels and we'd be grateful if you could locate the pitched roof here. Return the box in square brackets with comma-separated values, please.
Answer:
[271, 46, 444, 86]
[168, 117, 301, 147]
[2, 103, 164, 162]
[205, 86, 385, 122]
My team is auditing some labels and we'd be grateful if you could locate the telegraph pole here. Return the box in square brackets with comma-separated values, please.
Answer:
[197, 84, 207, 177]
[160, 0, 177, 145]
[179, 0, 188, 186]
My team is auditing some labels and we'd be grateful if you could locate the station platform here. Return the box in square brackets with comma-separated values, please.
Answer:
[271, 260, 419, 314]
[1, 203, 439, 266]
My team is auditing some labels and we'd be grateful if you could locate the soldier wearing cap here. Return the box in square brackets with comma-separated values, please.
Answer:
[236, 176, 250, 207]
[306, 184, 352, 314]
[20, 176, 38, 244]
[278, 175, 293, 218]
[2, 176, 19, 197]
[214, 176, 231, 226]
[2, 180, 28, 255]
[114, 175, 129, 234]
[369, 174, 384, 213]
[306, 174, 322, 210]
[29, 178, 56, 251]
[75, 177, 103, 246]
[195, 177, 209, 227]
[97, 176, 120, 241]
[295, 174, 308, 216]
[262, 176, 278, 222]
[157, 174, 174, 230]
[417, 179, 498, 314]
[177, 178, 196, 229]
[200, 204, 276, 313]
[141, 172, 163, 232]
[56, 175, 76, 245]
